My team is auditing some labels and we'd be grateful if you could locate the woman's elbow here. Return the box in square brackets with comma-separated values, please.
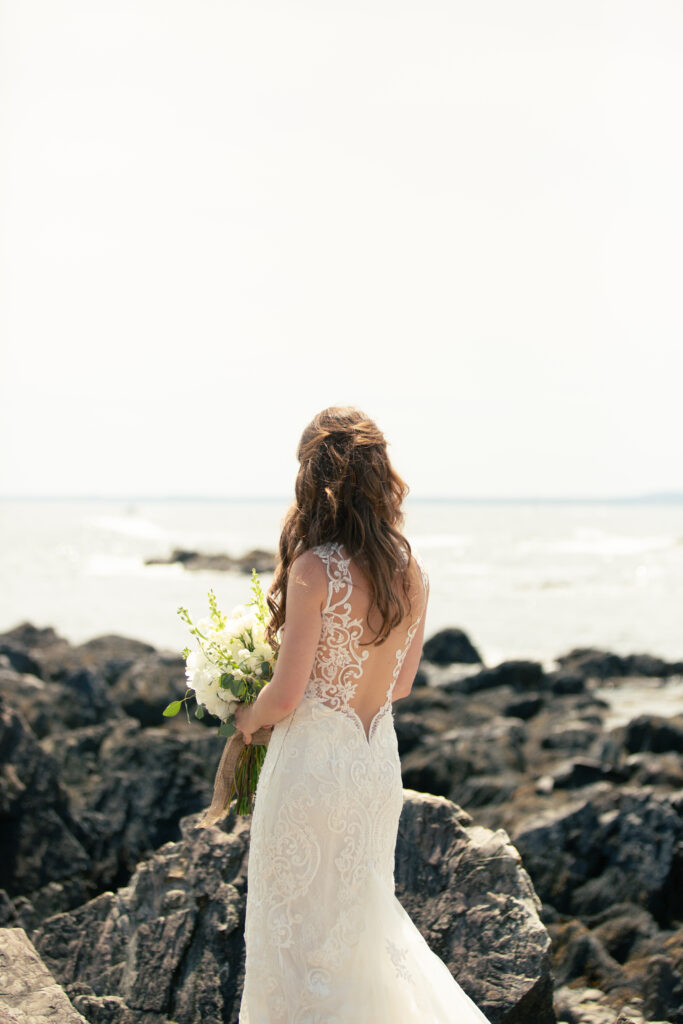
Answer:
[272, 683, 305, 716]
[392, 680, 412, 702]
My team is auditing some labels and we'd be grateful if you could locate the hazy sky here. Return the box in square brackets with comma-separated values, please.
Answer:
[1, 0, 681, 499]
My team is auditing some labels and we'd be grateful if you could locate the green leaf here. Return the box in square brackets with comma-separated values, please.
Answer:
[194, 705, 205, 719]
[218, 720, 235, 737]
[162, 700, 183, 717]
[220, 673, 243, 697]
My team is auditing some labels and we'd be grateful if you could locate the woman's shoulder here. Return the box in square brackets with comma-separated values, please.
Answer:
[290, 546, 330, 579]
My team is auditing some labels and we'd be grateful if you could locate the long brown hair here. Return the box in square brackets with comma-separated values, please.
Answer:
[265, 406, 413, 648]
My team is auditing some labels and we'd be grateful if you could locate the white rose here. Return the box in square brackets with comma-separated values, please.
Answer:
[254, 641, 274, 664]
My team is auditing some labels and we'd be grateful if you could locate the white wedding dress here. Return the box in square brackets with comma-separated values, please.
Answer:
[239, 541, 492, 1024]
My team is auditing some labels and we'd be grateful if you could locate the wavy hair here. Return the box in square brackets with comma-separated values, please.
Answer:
[265, 406, 413, 648]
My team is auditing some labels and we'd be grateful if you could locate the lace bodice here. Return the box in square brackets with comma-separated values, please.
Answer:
[302, 541, 430, 744]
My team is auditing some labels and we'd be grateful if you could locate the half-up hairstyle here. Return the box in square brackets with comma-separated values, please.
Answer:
[265, 406, 413, 648]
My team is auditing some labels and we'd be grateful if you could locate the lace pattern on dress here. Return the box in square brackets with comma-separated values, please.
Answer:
[304, 541, 429, 745]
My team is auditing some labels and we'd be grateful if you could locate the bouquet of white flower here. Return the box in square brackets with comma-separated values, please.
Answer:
[163, 569, 278, 819]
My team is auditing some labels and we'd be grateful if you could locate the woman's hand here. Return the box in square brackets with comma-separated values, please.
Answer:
[234, 701, 269, 745]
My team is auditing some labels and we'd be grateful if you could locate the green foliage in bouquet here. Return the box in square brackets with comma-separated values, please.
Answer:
[162, 569, 278, 814]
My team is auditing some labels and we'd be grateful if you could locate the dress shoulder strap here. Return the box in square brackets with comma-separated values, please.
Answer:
[310, 541, 352, 616]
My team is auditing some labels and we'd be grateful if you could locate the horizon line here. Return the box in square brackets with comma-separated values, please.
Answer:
[1, 491, 682, 504]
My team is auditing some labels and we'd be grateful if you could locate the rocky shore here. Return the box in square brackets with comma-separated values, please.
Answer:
[143, 547, 276, 574]
[0, 620, 681, 1024]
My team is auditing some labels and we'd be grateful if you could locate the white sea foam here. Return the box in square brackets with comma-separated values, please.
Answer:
[1, 499, 681, 669]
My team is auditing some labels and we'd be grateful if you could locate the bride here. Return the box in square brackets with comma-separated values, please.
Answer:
[234, 405, 492, 1023]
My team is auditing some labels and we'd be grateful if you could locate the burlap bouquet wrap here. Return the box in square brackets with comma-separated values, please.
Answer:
[194, 726, 273, 829]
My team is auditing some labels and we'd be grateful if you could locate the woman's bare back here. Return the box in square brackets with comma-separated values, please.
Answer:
[304, 542, 429, 740]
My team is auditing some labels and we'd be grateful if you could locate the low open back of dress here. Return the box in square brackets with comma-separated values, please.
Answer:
[303, 541, 429, 744]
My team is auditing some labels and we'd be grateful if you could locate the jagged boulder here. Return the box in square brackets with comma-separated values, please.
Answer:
[511, 783, 683, 928]
[0, 926, 87, 1023]
[555, 647, 683, 680]
[395, 790, 554, 1024]
[422, 627, 483, 666]
[0, 623, 156, 686]
[0, 699, 92, 899]
[400, 716, 527, 803]
[0, 665, 125, 738]
[0, 698, 226, 923]
[109, 649, 189, 727]
[32, 791, 555, 1024]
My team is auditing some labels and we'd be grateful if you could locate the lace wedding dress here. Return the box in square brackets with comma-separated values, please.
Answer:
[239, 541, 492, 1024]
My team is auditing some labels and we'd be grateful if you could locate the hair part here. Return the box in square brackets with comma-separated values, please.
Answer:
[265, 405, 413, 648]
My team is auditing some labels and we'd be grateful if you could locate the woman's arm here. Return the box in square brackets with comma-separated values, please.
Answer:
[391, 610, 427, 701]
[392, 562, 430, 701]
[236, 550, 326, 740]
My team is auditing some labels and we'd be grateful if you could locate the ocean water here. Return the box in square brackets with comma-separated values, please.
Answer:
[1, 498, 682, 671]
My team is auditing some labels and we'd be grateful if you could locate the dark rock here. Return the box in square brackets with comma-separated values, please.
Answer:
[503, 694, 545, 720]
[80, 720, 224, 890]
[511, 784, 683, 928]
[546, 670, 587, 695]
[401, 717, 527, 801]
[0, 623, 67, 653]
[540, 720, 602, 754]
[393, 685, 465, 745]
[393, 712, 426, 756]
[34, 813, 250, 1024]
[641, 953, 683, 1023]
[622, 751, 683, 789]
[69, 988, 138, 1023]
[231, 548, 277, 573]
[0, 644, 42, 677]
[550, 758, 628, 789]
[395, 791, 555, 1023]
[67, 634, 157, 685]
[422, 627, 482, 666]
[396, 684, 455, 715]
[587, 904, 660, 964]
[40, 720, 137, 802]
[555, 648, 629, 679]
[547, 917, 624, 990]
[451, 773, 526, 809]
[623, 713, 683, 755]
[0, 666, 125, 738]
[0, 622, 157, 687]
[32, 791, 555, 1024]
[452, 659, 546, 695]
[623, 652, 680, 678]
[556, 646, 683, 681]
[399, 745, 453, 798]
[0, 693, 229, 922]
[144, 546, 276, 574]
[0, 699, 92, 899]
[109, 649, 188, 727]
